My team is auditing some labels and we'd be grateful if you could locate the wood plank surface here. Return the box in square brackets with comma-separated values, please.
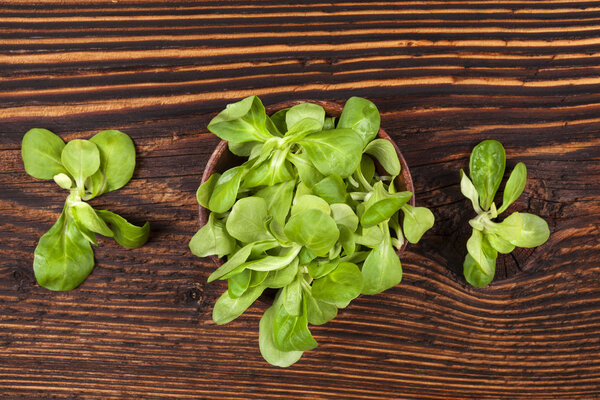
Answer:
[1, 1, 599, 398]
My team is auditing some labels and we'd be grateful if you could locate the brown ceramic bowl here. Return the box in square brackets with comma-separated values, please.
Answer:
[199, 100, 415, 266]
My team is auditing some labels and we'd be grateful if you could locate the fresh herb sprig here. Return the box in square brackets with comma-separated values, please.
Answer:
[190, 96, 434, 366]
[22, 129, 150, 291]
[460, 140, 550, 287]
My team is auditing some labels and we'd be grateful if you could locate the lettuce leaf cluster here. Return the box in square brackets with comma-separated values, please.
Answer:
[190, 96, 434, 366]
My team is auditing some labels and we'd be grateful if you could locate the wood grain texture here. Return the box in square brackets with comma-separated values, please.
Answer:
[1, 0, 599, 398]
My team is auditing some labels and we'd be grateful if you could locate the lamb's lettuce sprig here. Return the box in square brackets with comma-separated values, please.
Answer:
[460, 140, 550, 287]
[22, 129, 150, 291]
[190, 96, 434, 367]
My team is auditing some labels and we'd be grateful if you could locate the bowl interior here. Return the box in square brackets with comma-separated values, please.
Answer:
[199, 99, 415, 254]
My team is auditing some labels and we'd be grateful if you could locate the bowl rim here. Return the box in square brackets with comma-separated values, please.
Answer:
[198, 99, 415, 258]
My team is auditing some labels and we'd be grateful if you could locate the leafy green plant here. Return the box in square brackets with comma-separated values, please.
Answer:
[460, 140, 550, 287]
[190, 96, 435, 366]
[22, 129, 150, 291]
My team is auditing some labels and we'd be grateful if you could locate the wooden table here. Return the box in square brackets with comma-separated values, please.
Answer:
[1, 1, 599, 399]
